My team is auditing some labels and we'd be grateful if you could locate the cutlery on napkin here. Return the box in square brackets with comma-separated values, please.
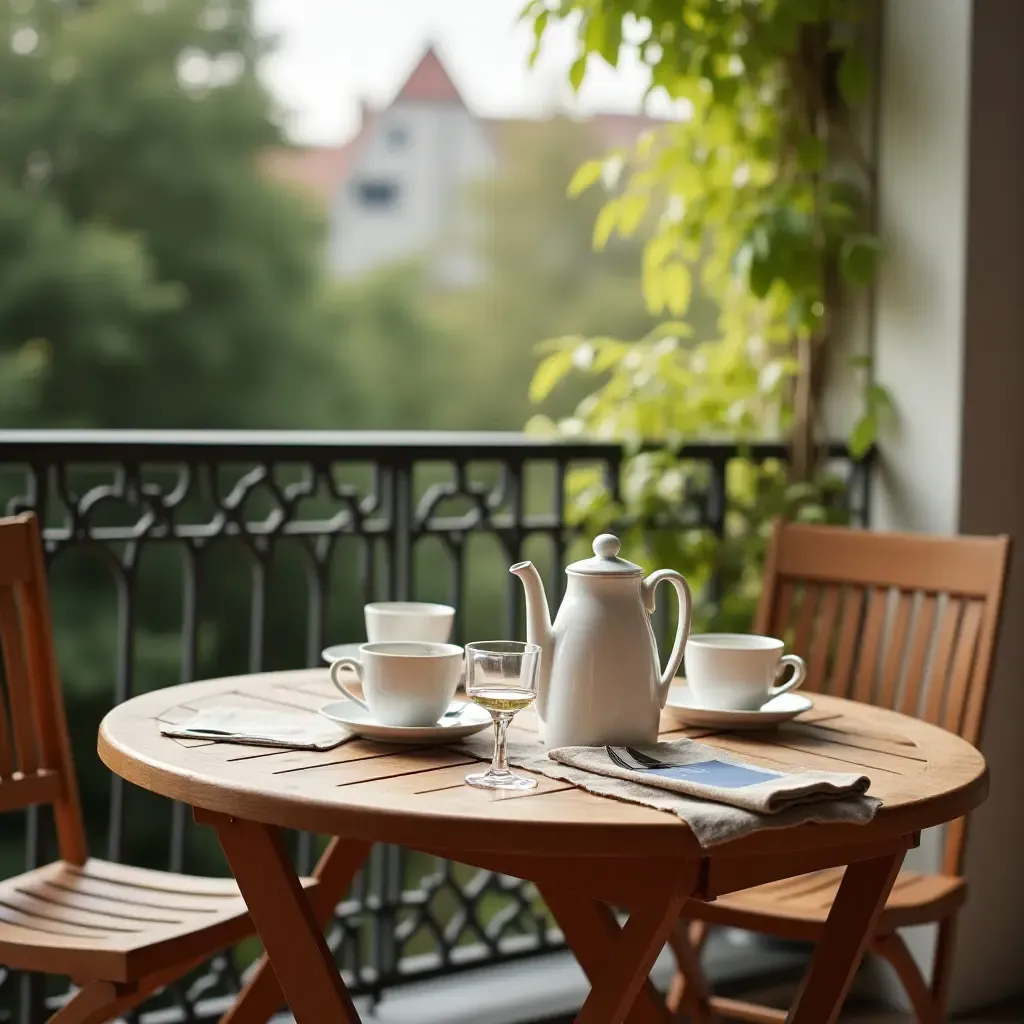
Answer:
[546, 741, 873, 816]
[161, 707, 352, 751]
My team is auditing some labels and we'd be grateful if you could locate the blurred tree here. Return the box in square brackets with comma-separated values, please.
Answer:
[0, 0, 364, 892]
[433, 116, 684, 430]
[0, 0, 342, 429]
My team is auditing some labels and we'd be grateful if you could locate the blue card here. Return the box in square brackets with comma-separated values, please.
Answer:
[644, 759, 782, 789]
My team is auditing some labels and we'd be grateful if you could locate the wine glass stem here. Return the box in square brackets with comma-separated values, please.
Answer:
[491, 713, 513, 774]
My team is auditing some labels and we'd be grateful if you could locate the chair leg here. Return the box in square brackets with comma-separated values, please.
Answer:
[50, 953, 221, 1024]
[873, 932, 942, 1024]
[930, 916, 958, 1021]
[47, 983, 120, 1024]
[666, 919, 713, 1022]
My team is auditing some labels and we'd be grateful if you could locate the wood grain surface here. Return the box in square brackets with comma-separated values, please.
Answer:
[98, 668, 988, 862]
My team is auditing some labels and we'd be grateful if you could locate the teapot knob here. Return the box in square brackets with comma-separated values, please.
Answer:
[593, 533, 621, 559]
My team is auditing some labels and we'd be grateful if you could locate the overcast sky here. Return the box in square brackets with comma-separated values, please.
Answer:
[255, 0, 661, 144]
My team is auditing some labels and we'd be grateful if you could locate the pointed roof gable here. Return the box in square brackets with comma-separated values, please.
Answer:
[394, 46, 463, 105]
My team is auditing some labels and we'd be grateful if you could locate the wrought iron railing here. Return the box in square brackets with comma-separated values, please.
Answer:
[0, 431, 869, 1022]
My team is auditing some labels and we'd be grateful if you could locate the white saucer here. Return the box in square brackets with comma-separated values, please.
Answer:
[664, 683, 813, 730]
[321, 643, 362, 665]
[318, 699, 491, 745]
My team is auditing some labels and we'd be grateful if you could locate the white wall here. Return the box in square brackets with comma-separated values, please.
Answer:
[330, 101, 495, 284]
[871, 0, 1024, 1010]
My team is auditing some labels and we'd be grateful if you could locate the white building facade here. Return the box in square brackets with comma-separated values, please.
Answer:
[266, 48, 651, 286]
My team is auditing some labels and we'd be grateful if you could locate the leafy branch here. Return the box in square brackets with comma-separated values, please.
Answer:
[522, 0, 888, 628]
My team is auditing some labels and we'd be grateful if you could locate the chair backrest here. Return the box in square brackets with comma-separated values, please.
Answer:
[754, 520, 1010, 875]
[0, 513, 86, 864]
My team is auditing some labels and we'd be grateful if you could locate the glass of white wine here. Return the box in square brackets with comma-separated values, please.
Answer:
[464, 640, 541, 791]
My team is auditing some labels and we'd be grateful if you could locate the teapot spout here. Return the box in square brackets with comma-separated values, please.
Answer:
[510, 560, 553, 719]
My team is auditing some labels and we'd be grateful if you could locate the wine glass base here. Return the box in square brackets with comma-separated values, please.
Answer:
[465, 769, 538, 791]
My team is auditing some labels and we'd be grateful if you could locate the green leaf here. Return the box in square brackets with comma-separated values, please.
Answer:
[528, 9, 549, 66]
[617, 193, 649, 236]
[588, 11, 622, 67]
[796, 134, 827, 173]
[867, 382, 897, 416]
[840, 234, 883, 287]
[749, 254, 775, 299]
[567, 159, 604, 197]
[642, 266, 665, 314]
[644, 234, 676, 272]
[849, 412, 877, 458]
[663, 262, 692, 315]
[569, 54, 588, 92]
[530, 348, 575, 403]
[593, 201, 619, 250]
[837, 46, 870, 106]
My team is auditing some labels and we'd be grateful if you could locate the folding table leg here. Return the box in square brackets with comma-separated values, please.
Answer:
[211, 814, 364, 1024]
[540, 861, 698, 1024]
[786, 849, 906, 1024]
[221, 835, 371, 1024]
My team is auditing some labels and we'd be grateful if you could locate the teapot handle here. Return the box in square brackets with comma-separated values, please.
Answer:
[642, 569, 693, 708]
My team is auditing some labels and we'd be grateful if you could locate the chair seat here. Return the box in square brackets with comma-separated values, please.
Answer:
[689, 868, 966, 938]
[0, 857, 314, 983]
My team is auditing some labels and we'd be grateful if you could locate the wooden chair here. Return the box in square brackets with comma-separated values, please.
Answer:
[666, 521, 1011, 1024]
[0, 512, 320, 1024]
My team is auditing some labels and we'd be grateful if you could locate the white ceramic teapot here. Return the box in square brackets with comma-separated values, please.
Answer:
[510, 534, 692, 748]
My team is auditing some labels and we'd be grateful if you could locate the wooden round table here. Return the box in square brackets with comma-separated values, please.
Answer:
[98, 669, 988, 1024]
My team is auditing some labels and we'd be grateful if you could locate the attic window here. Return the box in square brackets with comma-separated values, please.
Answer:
[354, 179, 399, 209]
[386, 125, 408, 149]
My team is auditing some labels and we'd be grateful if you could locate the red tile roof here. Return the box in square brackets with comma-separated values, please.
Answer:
[394, 47, 463, 104]
[261, 142, 357, 204]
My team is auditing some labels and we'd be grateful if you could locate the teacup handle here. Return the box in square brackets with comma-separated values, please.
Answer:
[769, 654, 807, 698]
[330, 658, 369, 711]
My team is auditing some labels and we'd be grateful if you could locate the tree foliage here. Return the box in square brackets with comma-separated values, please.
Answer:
[0, 0, 338, 429]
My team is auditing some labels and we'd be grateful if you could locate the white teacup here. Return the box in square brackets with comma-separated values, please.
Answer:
[684, 633, 807, 712]
[364, 602, 454, 644]
[330, 641, 463, 727]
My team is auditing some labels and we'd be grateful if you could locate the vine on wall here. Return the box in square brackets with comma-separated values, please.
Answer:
[524, 0, 888, 629]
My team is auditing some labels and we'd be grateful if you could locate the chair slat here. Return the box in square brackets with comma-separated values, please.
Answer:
[759, 520, 1008, 880]
[923, 600, 963, 726]
[0, 598, 14, 778]
[899, 595, 937, 718]
[877, 591, 914, 710]
[0, 588, 38, 775]
[830, 587, 865, 698]
[771, 582, 797, 640]
[942, 601, 984, 736]
[792, 584, 818, 658]
[807, 586, 841, 690]
[852, 589, 889, 704]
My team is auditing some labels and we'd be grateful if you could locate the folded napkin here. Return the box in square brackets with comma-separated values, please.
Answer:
[559, 742, 872, 812]
[161, 707, 351, 751]
[456, 734, 880, 847]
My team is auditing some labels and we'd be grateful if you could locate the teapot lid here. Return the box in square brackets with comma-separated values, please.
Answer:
[567, 534, 643, 576]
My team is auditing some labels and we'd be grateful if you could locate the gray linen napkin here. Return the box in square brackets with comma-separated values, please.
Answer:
[161, 707, 352, 751]
[457, 734, 880, 847]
